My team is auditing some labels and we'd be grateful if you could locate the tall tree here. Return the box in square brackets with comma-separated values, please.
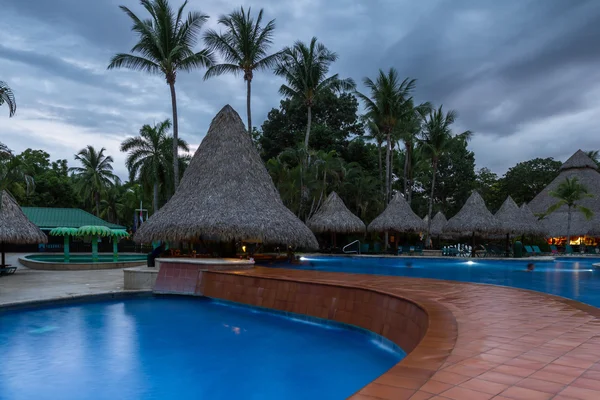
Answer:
[69, 146, 117, 217]
[0, 81, 16, 117]
[586, 150, 600, 169]
[544, 177, 593, 245]
[475, 167, 503, 212]
[0, 143, 34, 203]
[275, 37, 355, 152]
[108, 0, 213, 189]
[501, 157, 561, 205]
[204, 7, 281, 133]
[356, 68, 415, 203]
[121, 119, 189, 213]
[364, 118, 385, 196]
[420, 106, 472, 245]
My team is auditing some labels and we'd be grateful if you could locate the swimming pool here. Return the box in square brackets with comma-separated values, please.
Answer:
[0, 297, 402, 400]
[279, 256, 600, 308]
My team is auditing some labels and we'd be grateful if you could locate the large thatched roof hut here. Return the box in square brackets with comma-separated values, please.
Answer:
[367, 194, 426, 233]
[444, 191, 502, 235]
[0, 190, 47, 265]
[528, 150, 600, 237]
[307, 192, 365, 234]
[134, 105, 318, 249]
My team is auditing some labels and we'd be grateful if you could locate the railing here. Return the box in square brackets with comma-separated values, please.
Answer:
[343, 240, 361, 254]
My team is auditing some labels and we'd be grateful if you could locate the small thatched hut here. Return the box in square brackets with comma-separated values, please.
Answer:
[368, 194, 426, 233]
[134, 105, 318, 249]
[424, 211, 449, 237]
[307, 192, 365, 248]
[495, 196, 529, 235]
[520, 203, 547, 237]
[0, 190, 47, 266]
[444, 191, 502, 256]
[528, 150, 600, 240]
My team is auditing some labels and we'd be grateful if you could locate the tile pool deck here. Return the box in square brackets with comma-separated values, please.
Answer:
[3, 254, 600, 399]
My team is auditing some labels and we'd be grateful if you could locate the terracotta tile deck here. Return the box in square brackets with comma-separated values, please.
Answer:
[218, 267, 600, 400]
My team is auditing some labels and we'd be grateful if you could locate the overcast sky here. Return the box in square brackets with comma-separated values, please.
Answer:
[1, 0, 599, 179]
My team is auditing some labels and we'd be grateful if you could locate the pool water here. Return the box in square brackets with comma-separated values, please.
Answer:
[279, 257, 600, 308]
[25, 254, 147, 263]
[0, 297, 402, 400]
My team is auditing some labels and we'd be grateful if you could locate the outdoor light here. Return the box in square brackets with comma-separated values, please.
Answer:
[242, 245, 246, 252]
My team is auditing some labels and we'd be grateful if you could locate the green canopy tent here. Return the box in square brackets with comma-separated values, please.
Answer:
[110, 229, 129, 259]
[77, 225, 112, 261]
[49, 227, 79, 261]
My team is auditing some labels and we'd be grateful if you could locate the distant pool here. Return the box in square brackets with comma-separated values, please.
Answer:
[0, 297, 402, 400]
[277, 256, 600, 308]
[24, 254, 147, 263]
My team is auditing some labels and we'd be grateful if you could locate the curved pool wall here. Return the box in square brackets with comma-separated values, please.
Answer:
[280, 255, 600, 308]
[0, 294, 404, 400]
[19, 253, 147, 270]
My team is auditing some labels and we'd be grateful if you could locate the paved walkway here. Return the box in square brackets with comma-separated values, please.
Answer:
[0, 253, 124, 306]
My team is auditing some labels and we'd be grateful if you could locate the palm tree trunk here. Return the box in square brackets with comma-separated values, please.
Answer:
[95, 191, 100, 217]
[246, 78, 252, 134]
[305, 106, 312, 149]
[567, 205, 572, 245]
[169, 81, 180, 190]
[385, 131, 391, 204]
[426, 160, 437, 248]
[153, 183, 159, 214]
[377, 142, 383, 196]
[389, 143, 394, 203]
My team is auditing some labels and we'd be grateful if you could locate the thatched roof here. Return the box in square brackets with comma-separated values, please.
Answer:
[444, 191, 502, 235]
[134, 105, 318, 249]
[520, 203, 548, 236]
[0, 190, 47, 244]
[367, 194, 426, 233]
[423, 212, 447, 236]
[528, 149, 600, 237]
[307, 191, 365, 233]
[495, 196, 528, 235]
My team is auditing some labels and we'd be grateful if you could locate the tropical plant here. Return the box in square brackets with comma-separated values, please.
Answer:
[121, 119, 189, 213]
[204, 7, 281, 133]
[275, 37, 355, 152]
[364, 117, 385, 197]
[108, 0, 213, 189]
[356, 68, 415, 203]
[586, 150, 600, 169]
[420, 106, 472, 245]
[0, 81, 16, 117]
[69, 146, 117, 216]
[100, 180, 125, 224]
[0, 143, 35, 205]
[545, 177, 593, 244]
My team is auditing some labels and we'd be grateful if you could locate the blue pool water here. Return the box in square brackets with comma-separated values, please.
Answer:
[0, 297, 402, 400]
[280, 256, 600, 308]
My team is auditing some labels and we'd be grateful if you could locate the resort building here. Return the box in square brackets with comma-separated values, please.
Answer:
[528, 150, 600, 246]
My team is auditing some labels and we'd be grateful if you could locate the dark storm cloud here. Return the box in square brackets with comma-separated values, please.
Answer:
[1, 0, 599, 177]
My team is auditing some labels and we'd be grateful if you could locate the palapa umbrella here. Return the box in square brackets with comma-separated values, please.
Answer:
[49, 227, 79, 261]
[307, 191, 365, 248]
[77, 225, 112, 261]
[495, 196, 527, 256]
[0, 190, 47, 268]
[134, 105, 317, 250]
[423, 212, 453, 245]
[110, 229, 129, 259]
[368, 194, 426, 249]
[444, 191, 502, 256]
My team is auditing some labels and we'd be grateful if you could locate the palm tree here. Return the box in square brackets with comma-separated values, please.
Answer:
[204, 7, 281, 134]
[364, 117, 385, 197]
[0, 81, 16, 117]
[356, 69, 415, 204]
[275, 37, 355, 152]
[545, 177, 593, 244]
[108, 0, 213, 189]
[0, 143, 34, 206]
[69, 146, 117, 216]
[420, 106, 472, 246]
[396, 100, 431, 204]
[121, 119, 189, 213]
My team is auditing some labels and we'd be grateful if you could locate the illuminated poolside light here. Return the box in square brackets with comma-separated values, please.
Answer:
[466, 261, 475, 265]
[299, 256, 307, 261]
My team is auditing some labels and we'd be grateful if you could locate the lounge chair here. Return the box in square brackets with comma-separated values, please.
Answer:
[532, 245, 549, 256]
[0, 265, 17, 276]
[360, 243, 369, 254]
[550, 245, 559, 255]
[565, 245, 573, 255]
[414, 245, 423, 255]
[373, 243, 382, 254]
